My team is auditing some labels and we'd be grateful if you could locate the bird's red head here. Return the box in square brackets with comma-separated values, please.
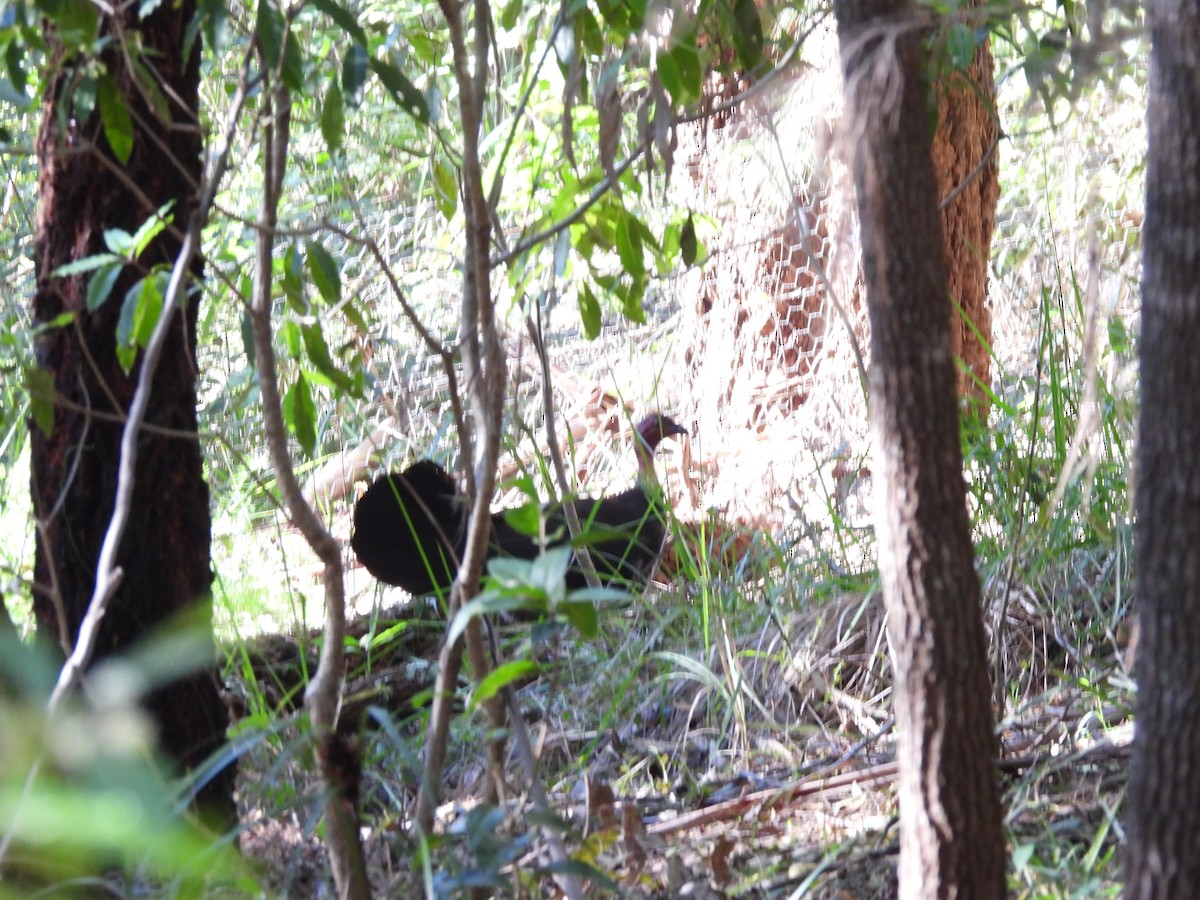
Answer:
[635, 413, 688, 453]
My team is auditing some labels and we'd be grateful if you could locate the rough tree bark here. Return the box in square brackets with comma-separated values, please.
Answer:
[833, 0, 1005, 895]
[1125, 0, 1200, 895]
[931, 8, 999, 414]
[31, 4, 232, 823]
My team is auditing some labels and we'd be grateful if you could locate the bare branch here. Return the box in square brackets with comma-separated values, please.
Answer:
[248, 69, 369, 900]
[417, 0, 514, 853]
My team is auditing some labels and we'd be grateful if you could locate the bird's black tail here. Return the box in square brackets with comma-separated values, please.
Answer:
[351, 460, 465, 595]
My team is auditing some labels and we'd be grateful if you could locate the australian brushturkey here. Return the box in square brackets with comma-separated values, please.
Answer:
[351, 414, 687, 594]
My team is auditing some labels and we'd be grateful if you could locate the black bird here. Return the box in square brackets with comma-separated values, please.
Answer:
[350, 414, 688, 595]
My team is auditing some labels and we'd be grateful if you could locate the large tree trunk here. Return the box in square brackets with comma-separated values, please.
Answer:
[932, 15, 999, 414]
[31, 4, 233, 824]
[833, 0, 1005, 896]
[1125, 0, 1200, 894]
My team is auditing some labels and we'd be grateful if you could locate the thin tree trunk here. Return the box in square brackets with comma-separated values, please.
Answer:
[931, 10, 999, 413]
[31, 3, 232, 825]
[415, 0, 509, 836]
[248, 74, 370, 899]
[1125, 0, 1200, 894]
[833, 0, 1005, 895]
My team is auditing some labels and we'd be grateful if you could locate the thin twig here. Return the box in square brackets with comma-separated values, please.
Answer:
[321, 219, 469, 448]
[493, 143, 645, 268]
[649, 718, 897, 837]
[248, 65, 370, 898]
[417, 0, 511, 839]
[526, 306, 602, 590]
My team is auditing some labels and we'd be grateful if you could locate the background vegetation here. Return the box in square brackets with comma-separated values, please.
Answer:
[0, 0, 1144, 893]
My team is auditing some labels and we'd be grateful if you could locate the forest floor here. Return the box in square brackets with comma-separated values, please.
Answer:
[226, 518, 1132, 897]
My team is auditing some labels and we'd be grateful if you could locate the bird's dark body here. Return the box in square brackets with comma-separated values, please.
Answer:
[351, 415, 686, 595]
[349, 460, 465, 594]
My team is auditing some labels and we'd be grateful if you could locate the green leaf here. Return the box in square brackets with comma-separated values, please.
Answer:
[656, 52, 682, 105]
[197, 0, 228, 53]
[503, 472, 538, 501]
[406, 30, 439, 68]
[1012, 843, 1036, 872]
[133, 60, 172, 124]
[341, 297, 368, 333]
[86, 261, 123, 312]
[52, 252, 122, 278]
[656, 224, 678, 275]
[369, 56, 429, 124]
[1107, 315, 1130, 355]
[486, 557, 543, 590]
[300, 322, 354, 392]
[26, 366, 55, 435]
[128, 272, 165, 348]
[308, 0, 368, 45]
[46, 0, 99, 48]
[732, 0, 764, 72]
[241, 309, 256, 367]
[130, 201, 174, 259]
[615, 211, 644, 280]
[5, 36, 29, 99]
[498, 0, 522, 30]
[305, 241, 341, 305]
[255, 0, 284, 71]
[103, 228, 135, 257]
[320, 81, 344, 153]
[282, 30, 304, 91]
[461, 804, 507, 841]
[471, 660, 539, 709]
[634, 214, 660, 251]
[97, 73, 133, 163]
[664, 42, 701, 106]
[342, 44, 368, 105]
[432, 159, 457, 221]
[362, 619, 410, 651]
[281, 318, 301, 358]
[530, 545, 572, 600]
[305, 367, 340, 391]
[502, 501, 542, 537]
[579, 282, 601, 339]
[620, 278, 646, 324]
[946, 23, 977, 70]
[281, 243, 303, 311]
[446, 591, 542, 648]
[116, 277, 146, 350]
[559, 599, 598, 638]
[565, 585, 630, 606]
[284, 374, 318, 457]
[114, 274, 164, 371]
[680, 212, 697, 267]
[36, 312, 76, 333]
[575, 7, 604, 56]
